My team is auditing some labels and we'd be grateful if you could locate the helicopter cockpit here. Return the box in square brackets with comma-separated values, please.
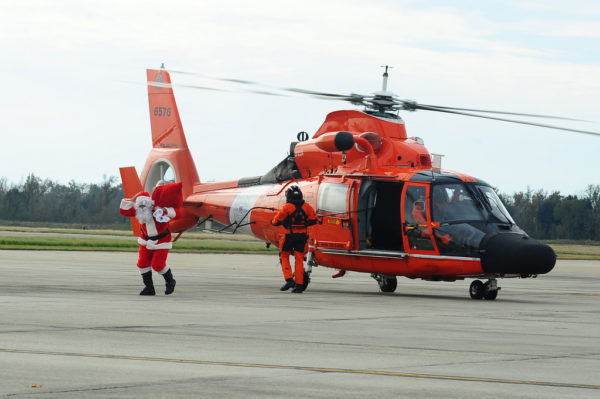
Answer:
[356, 178, 525, 259]
[430, 182, 523, 257]
[432, 184, 482, 223]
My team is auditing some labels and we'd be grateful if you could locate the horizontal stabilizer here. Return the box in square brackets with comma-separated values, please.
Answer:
[119, 166, 143, 237]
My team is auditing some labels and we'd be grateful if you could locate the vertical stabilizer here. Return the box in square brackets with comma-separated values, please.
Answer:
[147, 69, 189, 149]
[141, 68, 200, 194]
[131, 68, 201, 233]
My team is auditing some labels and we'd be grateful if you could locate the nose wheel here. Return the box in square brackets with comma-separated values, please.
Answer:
[469, 279, 500, 300]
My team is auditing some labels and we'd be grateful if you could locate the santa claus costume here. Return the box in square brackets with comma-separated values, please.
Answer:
[119, 182, 182, 295]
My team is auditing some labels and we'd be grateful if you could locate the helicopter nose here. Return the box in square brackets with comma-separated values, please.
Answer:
[480, 234, 556, 276]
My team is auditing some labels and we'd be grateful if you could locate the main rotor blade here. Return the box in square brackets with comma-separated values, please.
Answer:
[414, 104, 600, 137]
[285, 88, 364, 102]
[416, 103, 588, 122]
[162, 69, 597, 134]
[147, 81, 226, 92]
[146, 80, 286, 96]
[169, 69, 365, 102]
[169, 69, 260, 85]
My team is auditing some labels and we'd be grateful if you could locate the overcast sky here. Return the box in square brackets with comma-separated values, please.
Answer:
[1, 0, 599, 195]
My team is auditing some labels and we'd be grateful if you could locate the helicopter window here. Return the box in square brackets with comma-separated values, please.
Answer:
[432, 184, 484, 223]
[477, 185, 515, 224]
[404, 185, 435, 251]
[317, 183, 348, 214]
[404, 186, 428, 224]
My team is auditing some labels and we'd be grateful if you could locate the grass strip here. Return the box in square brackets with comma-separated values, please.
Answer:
[548, 244, 600, 260]
[0, 236, 277, 254]
[0, 226, 258, 241]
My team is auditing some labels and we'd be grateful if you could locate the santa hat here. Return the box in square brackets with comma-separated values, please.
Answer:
[152, 182, 183, 208]
[135, 192, 152, 204]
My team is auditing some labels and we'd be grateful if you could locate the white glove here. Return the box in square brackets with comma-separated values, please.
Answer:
[153, 208, 170, 223]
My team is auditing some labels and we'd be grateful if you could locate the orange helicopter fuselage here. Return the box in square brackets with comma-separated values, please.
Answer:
[120, 69, 555, 289]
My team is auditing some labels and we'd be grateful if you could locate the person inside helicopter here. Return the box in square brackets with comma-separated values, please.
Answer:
[433, 185, 478, 221]
[431, 183, 487, 256]
[404, 187, 435, 250]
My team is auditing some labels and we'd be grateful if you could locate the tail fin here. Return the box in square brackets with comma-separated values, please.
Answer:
[140, 68, 200, 195]
[119, 68, 200, 234]
[119, 166, 143, 237]
[146, 69, 191, 150]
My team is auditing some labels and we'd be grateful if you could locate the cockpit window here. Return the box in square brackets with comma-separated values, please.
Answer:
[477, 185, 515, 224]
[432, 184, 485, 223]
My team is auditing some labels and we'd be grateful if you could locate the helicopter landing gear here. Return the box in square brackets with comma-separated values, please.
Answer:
[371, 274, 397, 293]
[469, 279, 500, 300]
[299, 271, 311, 291]
[483, 279, 500, 300]
[469, 280, 484, 299]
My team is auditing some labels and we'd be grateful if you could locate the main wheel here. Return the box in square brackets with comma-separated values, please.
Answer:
[483, 281, 498, 300]
[469, 280, 484, 299]
[378, 276, 397, 293]
[484, 289, 498, 300]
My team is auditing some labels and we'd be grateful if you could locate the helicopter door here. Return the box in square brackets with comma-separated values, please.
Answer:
[401, 183, 438, 254]
[314, 182, 354, 250]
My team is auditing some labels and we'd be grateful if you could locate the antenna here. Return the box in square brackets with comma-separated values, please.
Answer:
[431, 153, 444, 170]
[380, 65, 393, 92]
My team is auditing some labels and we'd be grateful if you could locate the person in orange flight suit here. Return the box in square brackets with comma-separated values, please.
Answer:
[271, 185, 318, 293]
[412, 195, 451, 245]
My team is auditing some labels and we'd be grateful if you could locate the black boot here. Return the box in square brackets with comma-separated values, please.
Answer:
[292, 283, 304, 293]
[163, 269, 176, 295]
[280, 278, 295, 291]
[140, 271, 156, 296]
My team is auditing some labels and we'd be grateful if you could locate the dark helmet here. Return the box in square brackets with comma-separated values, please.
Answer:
[285, 185, 303, 203]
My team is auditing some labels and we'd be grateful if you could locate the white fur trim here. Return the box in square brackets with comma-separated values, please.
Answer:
[146, 240, 172, 250]
[136, 196, 154, 207]
[158, 264, 170, 274]
[145, 220, 158, 237]
[165, 207, 176, 218]
[120, 199, 134, 210]
[138, 266, 151, 274]
[138, 236, 171, 250]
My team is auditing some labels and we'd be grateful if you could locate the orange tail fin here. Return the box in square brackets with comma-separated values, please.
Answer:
[119, 166, 143, 237]
[146, 69, 191, 150]
[140, 69, 200, 194]
[124, 68, 201, 233]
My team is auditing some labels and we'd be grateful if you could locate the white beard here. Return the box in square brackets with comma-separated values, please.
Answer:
[134, 197, 155, 224]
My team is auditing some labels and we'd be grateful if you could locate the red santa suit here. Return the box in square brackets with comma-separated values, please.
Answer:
[120, 183, 182, 275]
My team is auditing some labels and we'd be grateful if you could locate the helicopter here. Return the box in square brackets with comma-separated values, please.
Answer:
[120, 66, 598, 300]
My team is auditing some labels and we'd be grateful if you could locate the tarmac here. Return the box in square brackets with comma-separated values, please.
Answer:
[1, 250, 599, 398]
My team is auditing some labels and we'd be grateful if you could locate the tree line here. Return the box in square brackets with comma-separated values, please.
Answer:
[500, 185, 600, 241]
[0, 174, 127, 228]
[0, 174, 598, 241]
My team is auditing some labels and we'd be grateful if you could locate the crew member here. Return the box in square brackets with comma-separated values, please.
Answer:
[414, 194, 451, 245]
[271, 185, 317, 293]
[119, 182, 182, 296]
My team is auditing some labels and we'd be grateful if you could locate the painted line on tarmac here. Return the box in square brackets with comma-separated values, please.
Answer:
[2, 348, 598, 390]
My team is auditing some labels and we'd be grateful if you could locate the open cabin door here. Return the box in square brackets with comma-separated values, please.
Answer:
[356, 180, 404, 251]
[401, 183, 439, 254]
[313, 181, 354, 250]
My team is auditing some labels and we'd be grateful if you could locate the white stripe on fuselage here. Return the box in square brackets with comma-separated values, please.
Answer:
[227, 185, 272, 236]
